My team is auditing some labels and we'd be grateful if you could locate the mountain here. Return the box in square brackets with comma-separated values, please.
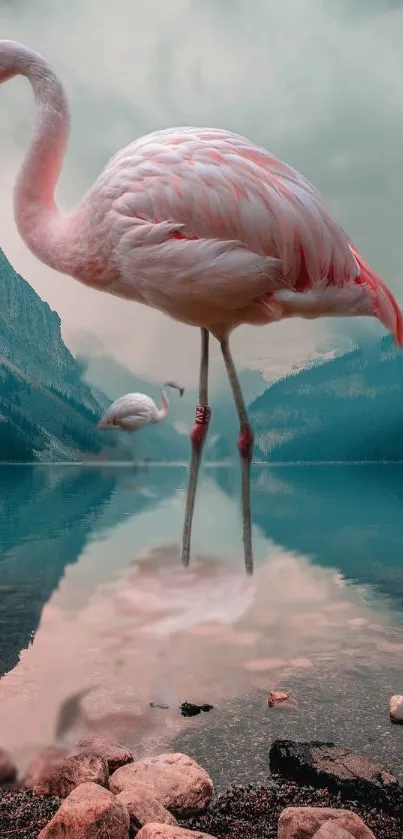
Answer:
[78, 347, 267, 459]
[248, 334, 403, 462]
[0, 247, 132, 461]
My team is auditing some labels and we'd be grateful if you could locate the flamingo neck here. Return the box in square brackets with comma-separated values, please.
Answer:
[155, 387, 170, 422]
[6, 42, 78, 274]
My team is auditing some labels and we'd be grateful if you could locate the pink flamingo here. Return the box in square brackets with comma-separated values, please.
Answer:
[0, 40, 402, 575]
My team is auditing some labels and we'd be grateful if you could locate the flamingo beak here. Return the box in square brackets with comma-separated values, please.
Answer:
[179, 387, 184, 398]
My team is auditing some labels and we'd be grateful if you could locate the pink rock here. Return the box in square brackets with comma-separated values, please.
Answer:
[24, 746, 71, 790]
[30, 751, 109, 798]
[116, 786, 178, 828]
[77, 735, 133, 773]
[277, 807, 376, 839]
[314, 823, 354, 839]
[268, 691, 289, 707]
[0, 747, 17, 784]
[136, 824, 215, 839]
[38, 781, 130, 838]
[110, 753, 213, 815]
[389, 694, 403, 724]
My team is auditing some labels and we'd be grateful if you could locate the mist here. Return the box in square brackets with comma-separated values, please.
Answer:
[1, 0, 402, 385]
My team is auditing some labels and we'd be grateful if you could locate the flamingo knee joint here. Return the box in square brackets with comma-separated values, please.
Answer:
[238, 422, 254, 461]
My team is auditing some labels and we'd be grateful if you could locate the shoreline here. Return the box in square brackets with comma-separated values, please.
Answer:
[0, 773, 401, 839]
[0, 736, 402, 839]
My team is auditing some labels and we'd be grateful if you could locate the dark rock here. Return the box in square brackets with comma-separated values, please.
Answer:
[180, 703, 214, 718]
[269, 740, 402, 815]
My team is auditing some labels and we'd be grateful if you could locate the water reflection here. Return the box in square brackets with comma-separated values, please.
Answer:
[0, 464, 183, 677]
[0, 463, 402, 783]
[0, 467, 115, 678]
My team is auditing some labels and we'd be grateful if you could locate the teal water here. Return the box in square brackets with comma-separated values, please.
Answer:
[0, 463, 403, 788]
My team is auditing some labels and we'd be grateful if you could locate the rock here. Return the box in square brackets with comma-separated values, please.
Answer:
[277, 807, 376, 839]
[269, 740, 402, 813]
[38, 781, 129, 838]
[116, 786, 178, 830]
[268, 690, 289, 707]
[180, 703, 214, 717]
[0, 747, 17, 784]
[314, 824, 355, 839]
[77, 735, 133, 773]
[389, 694, 403, 724]
[136, 824, 215, 839]
[24, 747, 71, 790]
[110, 753, 213, 815]
[30, 751, 109, 798]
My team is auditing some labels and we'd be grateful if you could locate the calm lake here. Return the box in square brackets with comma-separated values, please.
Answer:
[1, 462, 403, 790]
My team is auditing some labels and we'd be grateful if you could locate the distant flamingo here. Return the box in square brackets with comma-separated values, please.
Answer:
[0, 40, 402, 574]
[97, 381, 184, 432]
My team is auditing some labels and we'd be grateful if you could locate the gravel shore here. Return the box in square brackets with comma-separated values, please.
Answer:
[0, 774, 401, 838]
[0, 787, 61, 838]
[180, 776, 402, 839]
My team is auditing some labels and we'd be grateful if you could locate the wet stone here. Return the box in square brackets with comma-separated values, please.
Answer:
[269, 740, 403, 815]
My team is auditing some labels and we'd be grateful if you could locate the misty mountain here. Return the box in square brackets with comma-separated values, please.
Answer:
[0, 248, 188, 461]
[249, 334, 403, 462]
[0, 247, 131, 461]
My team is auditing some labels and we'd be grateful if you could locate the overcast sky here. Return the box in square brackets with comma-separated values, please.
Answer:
[1, 0, 403, 385]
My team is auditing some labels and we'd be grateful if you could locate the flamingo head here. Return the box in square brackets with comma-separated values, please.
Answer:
[350, 245, 403, 347]
[97, 416, 114, 430]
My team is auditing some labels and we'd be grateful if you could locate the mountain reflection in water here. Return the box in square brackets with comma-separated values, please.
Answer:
[0, 463, 402, 784]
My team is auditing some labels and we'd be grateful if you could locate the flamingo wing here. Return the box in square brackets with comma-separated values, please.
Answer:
[103, 393, 157, 424]
[93, 128, 358, 316]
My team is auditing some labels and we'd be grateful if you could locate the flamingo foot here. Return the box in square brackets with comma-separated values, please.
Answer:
[238, 422, 254, 462]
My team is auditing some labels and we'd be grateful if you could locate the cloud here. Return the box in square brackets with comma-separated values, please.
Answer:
[0, 0, 403, 386]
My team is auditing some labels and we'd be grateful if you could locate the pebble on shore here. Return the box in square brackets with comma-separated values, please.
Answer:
[389, 695, 403, 724]
[267, 690, 290, 707]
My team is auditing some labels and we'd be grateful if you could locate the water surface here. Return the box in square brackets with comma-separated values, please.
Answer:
[0, 463, 403, 789]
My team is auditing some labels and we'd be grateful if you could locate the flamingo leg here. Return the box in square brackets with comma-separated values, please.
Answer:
[220, 338, 254, 575]
[181, 328, 211, 567]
